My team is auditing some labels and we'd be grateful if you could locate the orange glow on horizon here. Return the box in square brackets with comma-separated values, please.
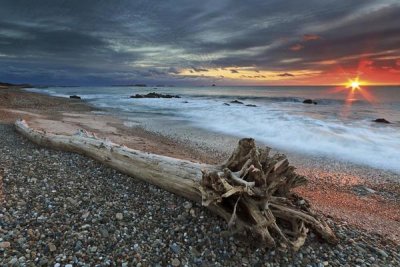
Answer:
[176, 63, 400, 86]
[176, 51, 400, 85]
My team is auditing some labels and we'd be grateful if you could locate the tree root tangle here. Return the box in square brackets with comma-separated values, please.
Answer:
[200, 138, 337, 250]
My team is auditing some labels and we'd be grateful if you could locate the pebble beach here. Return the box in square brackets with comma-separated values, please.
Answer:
[0, 88, 399, 266]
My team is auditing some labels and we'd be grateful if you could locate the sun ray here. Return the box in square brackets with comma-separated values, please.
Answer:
[346, 77, 361, 91]
[335, 76, 376, 118]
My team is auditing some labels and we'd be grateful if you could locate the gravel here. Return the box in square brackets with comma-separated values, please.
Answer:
[1, 123, 399, 266]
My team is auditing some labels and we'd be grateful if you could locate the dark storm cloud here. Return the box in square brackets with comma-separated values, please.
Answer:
[0, 0, 399, 84]
[212, 2, 400, 72]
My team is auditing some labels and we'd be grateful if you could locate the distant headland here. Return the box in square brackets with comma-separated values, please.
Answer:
[0, 82, 33, 89]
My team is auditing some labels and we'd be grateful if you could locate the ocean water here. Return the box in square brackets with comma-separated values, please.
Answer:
[27, 86, 400, 173]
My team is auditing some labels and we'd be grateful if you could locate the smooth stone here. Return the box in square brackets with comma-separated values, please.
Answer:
[81, 211, 90, 219]
[37, 215, 47, 222]
[375, 248, 388, 258]
[99, 228, 109, 238]
[80, 224, 91, 230]
[8, 258, 18, 265]
[74, 240, 82, 251]
[171, 258, 181, 266]
[298, 199, 306, 205]
[356, 245, 368, 254]
[183, 201, 192, 210]
[0, 241, 11, 248]
[116, 213, 123, 220]
[189, 209, 195, 217]
[48, 243, 57, 252]
[364, 187, 376, 194]
[39, 258, 49, 266]
[66, 197, 79, 206]
[170, 243, 181, 254]
[356, 258, 364, 263]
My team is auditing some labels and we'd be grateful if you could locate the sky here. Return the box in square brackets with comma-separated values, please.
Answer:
[0, 0, 399, 86]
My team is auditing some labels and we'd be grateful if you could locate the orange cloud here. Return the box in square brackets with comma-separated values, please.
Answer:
[290, 44, 304, 51]
[277, 72, 295, 77]
[303, 34, 320, 41]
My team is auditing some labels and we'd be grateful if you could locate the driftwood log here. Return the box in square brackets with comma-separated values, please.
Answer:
[15, 119, 337, 250]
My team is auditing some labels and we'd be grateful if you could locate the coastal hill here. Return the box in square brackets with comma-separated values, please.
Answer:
[0, 82, 32, 89]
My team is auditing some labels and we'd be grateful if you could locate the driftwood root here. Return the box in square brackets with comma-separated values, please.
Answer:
[200, 138, 337, 250]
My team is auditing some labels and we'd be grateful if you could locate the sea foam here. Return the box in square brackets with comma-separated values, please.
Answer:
[26, 86, 400, 173]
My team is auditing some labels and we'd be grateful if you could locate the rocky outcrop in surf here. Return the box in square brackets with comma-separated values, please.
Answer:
[303, 99, 317, 104]
[130, 92, 180, 99]
[373, 118, 391, 124]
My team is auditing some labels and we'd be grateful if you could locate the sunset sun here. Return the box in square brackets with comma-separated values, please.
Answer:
[346, 78, 362, 90]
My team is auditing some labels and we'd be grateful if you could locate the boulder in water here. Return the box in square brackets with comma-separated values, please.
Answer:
[70, 95, 81, 99]
[230, 100, 244, 104]
[130, 92, 180, 99]
[303, 99, 317, 104]
[373, 118, 391, 124]
[246, 104, 257, 107]
[131, 94, 143, 98]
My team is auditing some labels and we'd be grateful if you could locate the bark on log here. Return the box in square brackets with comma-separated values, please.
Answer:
[15, 119, 337, 250]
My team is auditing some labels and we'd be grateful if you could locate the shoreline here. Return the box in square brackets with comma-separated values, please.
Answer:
[1, 88, 399, 265]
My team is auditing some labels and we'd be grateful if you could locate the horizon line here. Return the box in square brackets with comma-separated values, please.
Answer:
[29, 83, 400, 87]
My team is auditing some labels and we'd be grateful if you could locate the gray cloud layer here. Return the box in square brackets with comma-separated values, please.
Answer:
[0, 0, 399, 85]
